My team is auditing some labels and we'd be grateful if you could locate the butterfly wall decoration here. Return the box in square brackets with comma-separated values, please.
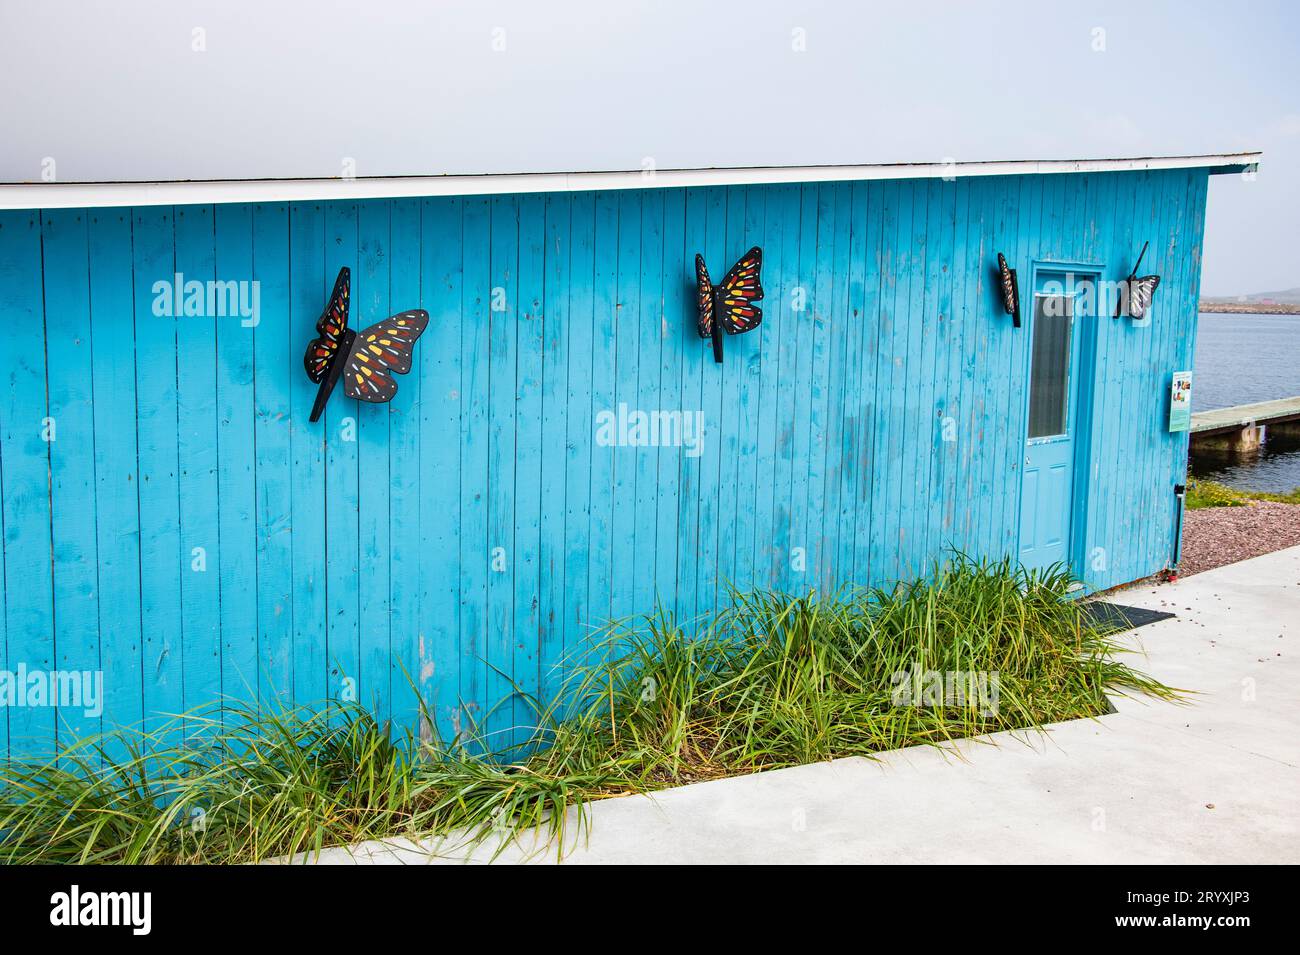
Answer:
[996, 252, 1021, 327]
[695, 246, 763, 363]
[1115, 241, 1161, 320]
[303, 266, 429, 422]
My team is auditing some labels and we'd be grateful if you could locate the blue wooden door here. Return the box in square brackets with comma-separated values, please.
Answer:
[1018, 274, 1088, 574]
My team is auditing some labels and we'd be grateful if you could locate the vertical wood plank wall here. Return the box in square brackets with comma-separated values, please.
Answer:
[0, 168, 1209, 757]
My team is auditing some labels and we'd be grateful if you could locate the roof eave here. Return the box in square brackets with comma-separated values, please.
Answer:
[0, 152, 1263, 211]
[1207, 160, 1259, 176]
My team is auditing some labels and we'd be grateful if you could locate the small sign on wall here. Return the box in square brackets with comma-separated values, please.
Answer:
[1169, 371, 1193, 432]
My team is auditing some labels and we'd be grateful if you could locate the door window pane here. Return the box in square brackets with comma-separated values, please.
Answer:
[1027, 294, 1072, 438]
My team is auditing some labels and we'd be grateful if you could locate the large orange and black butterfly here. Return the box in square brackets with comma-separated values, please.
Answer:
[304, 266, 429, 422]
[695, 246, 763, 363]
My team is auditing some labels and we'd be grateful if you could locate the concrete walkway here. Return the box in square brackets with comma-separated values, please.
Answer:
[304, 546, 1300, 864]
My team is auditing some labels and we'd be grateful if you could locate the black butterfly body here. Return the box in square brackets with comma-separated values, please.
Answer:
[304, 266, 429, 422]
[996, 252, 1021, 328]
[695, 246, 763, 363]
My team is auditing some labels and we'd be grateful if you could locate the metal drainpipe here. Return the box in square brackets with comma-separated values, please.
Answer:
[1171, 483, 1187, 575]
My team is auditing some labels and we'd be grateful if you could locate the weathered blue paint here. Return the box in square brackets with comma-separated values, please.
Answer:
[0, 167, 1211, 757]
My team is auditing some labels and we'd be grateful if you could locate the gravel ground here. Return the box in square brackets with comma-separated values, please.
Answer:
[1179, 499, 1300, 577]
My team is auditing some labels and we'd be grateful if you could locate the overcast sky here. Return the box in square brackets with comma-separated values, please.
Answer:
[1, 0, 1295, 294]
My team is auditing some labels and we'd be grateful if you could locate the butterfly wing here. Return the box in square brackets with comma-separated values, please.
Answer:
[1125, 275, 1160, 318]
[341, 309, 430, 403]
[996, 253, 1016, 315]
[717, 246, 763, 335]
[304, 267, 351, 383]
[695, 254, 714, 338]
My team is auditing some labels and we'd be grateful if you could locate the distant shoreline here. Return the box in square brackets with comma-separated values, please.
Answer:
[1199, 302, 1300, 315]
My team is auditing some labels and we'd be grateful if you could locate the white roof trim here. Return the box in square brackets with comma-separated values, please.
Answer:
[0, 153, 1261, 211]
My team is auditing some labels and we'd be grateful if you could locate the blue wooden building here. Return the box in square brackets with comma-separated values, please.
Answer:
[0, 152, 1259, 757]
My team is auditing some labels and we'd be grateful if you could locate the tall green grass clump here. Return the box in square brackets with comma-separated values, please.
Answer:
[0, 555, 1176, 864]
[0, 703, 430, 864]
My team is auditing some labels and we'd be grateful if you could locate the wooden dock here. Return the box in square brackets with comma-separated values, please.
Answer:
[1191, 396, 1300, 452]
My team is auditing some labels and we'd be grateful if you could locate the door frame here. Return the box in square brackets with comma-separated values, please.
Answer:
[1017, 259, 1102, 583]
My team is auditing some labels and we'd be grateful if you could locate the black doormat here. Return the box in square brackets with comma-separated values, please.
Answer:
[1082, 601, 1176, 632]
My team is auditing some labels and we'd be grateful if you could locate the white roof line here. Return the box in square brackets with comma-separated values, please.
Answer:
[0, 153, 1261, 211]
